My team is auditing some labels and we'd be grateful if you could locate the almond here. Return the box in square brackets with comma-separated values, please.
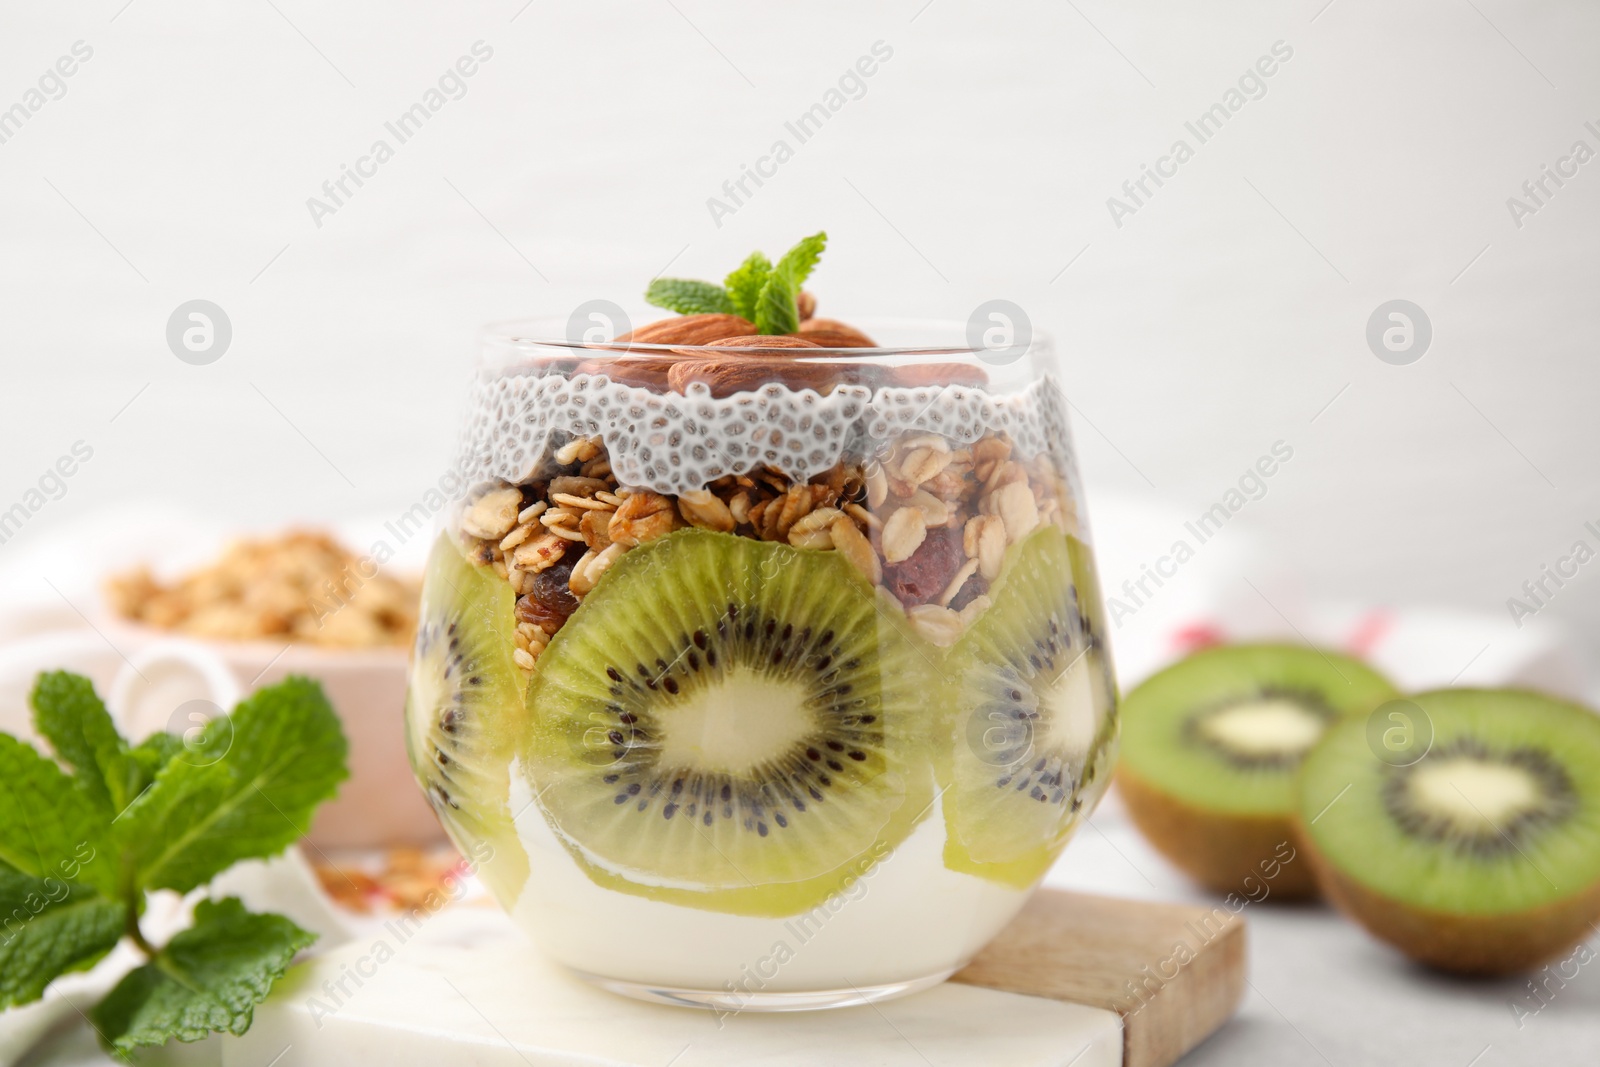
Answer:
[668, 355, 842, 398]
[797, 290, 817, 321]
[574, 356, 680, 391]
[798, 318, 877, 348]
[702, 335, 824, 350]
[615, 313, 754, 345]
[798, 329, 879, 349]
[890, 362, 990, 389]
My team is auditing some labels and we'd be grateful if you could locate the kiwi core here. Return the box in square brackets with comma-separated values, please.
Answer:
[1194, 698, 1327, 761]
[1380, 740, 1579, 856]
[1403, 757, 1549, 836]
[1042, 653, 1101, 758]
[653, 668, 816, 775]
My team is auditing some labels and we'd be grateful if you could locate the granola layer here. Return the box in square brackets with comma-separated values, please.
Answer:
[456, 424, 1080, 673]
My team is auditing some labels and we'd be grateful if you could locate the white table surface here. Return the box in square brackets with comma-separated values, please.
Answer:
[14, 801, 1597, 1067]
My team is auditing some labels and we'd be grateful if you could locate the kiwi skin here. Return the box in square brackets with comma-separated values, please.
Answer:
[1116, 644, 1397, 901]
[1296, 687, 1600, 976]
[1118, 767, 1318, 899]
[1303, 848, 1600, 976]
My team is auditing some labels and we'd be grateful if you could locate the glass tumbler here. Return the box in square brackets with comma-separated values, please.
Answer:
[403, 319, 1119, 1011]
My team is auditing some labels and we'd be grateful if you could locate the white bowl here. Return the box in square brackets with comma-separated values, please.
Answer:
[102, 619, 441, 851]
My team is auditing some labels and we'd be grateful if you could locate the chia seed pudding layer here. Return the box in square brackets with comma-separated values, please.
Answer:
[450, 356, 1089, 669]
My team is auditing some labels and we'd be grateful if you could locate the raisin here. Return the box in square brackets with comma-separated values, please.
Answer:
[883, 524, 966, 607]
[516, 545, 582, 628]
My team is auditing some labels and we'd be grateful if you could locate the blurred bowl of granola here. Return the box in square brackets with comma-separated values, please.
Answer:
[102, 529, 441, 850]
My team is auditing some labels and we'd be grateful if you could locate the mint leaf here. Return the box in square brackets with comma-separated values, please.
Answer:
[92, 897, 314, 1054]
[115, 677, 348, 894]
[31, 671, 135, 815]
[773, 231, 827, 291]
[0, 862, 123, 1009]
[0, 676, 348, 1050]
[0, 734, 113, 896]
[754, 231, 827, 335]
[754, 274, 799, 335]
[128, 732, 184, 785]
[723, 252, 772, 320]
[644, 278, 735, 316]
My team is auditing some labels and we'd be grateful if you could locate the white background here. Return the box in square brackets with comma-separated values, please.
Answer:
[3, 1, 1599, 657]
[2, 1, 1599, 1064]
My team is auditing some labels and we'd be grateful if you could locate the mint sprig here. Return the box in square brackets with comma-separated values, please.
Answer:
[92, 898, 316, 1055]
[644, 231, 827, 335]
[0, 671, 348, 1057]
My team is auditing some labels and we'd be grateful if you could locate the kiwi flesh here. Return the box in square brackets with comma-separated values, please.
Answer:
[1298, 688, 1600, 974]
[523, 528, 932, 917]
[404, 533, 530, 906]
[940, 527, 1120, 889]
[1117, 644, 1397, 898]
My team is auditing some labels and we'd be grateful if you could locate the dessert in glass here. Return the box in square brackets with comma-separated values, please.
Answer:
[403, 234, 1119, 1011]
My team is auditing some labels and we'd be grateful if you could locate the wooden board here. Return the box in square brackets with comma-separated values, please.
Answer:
[956, 889, 1247, 1067]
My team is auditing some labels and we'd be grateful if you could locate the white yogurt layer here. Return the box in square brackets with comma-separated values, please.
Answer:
[505, 765, 1028, 993]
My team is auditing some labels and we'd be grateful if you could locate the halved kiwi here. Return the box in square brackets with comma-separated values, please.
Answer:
[404, 533, 531, 906]
[1117, 644, 1397, 898]
[939, 527, 1119, 889]
[1298, 688, 1600, 974]
[523, 528, 933, 917]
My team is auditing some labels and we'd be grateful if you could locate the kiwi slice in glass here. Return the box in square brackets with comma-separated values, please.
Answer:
[524, 528, 932, 917]
[939, 526, 1120, 889]
[404, 533, 531, 906]
[1117, 644, 1396, 897]
[1298, 688, 1600, 974]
